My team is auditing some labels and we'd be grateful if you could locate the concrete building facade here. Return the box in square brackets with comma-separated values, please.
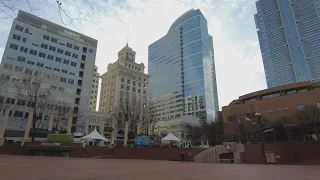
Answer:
[0, 10, 97, 132]
[221, 81, 320, 135]
[88, 65, 100, 111]
[98, 44, 150, 122]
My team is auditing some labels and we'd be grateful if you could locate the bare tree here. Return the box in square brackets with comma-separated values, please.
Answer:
[0, 0, 87, 25]
[296, 106, 320, 141]
[14, 75, 53, 141]
[140, 96, 156, 135]
[0, 74, 9, 108]
[52, 103, 72, 132]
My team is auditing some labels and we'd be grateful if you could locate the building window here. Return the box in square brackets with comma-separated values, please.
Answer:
[62, 69, 68, 74]
[41, 43, 48, 49]
[138, 83, 141, 87]
[127, 86, 130, 90]
[49, 46, 56, 52]
[66, 43, 73, 48]
[133, 87, 136, 92]
[43, 35, 50, 40]
[39, 52, 46, 58]
[25, 28, 29, 33]
[15, 25, 23, 31]
[9, 43, 18, 50]
[60, 77, 67, 83]
[17, 56, 26, 62]
[36, 62, 44, 67]
[65, 51, 71, 56]
[297, 105, 305, 112]
[22, 37, 27, 42]
[12, 34, 21, 41]
[138, 89, 141, 93]
[51, 37, 58, 43]
[27, 61, 35, 65]
[63, 59, 70, 65]
[73, 45, 79, 50]
[81, 55, 86, 61]
[83, 47, 87, 53]
[121, 78, 124, 82]
[121, 84, 124, 89]
[29, 49, 37, 56]
[55, 57, 62, 63]
[72, 53, 78, 59]
[57, 48, 64, 54]
[47, 54, 54, 60]
[20, 46, 28, 53]
[127, 79, 130, 84]
[71, 62, 77, 67]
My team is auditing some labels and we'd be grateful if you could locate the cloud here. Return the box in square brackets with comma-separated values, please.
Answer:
[0, 0, 266, 109]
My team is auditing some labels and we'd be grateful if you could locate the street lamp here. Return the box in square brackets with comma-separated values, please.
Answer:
[255, 112, 267, 164]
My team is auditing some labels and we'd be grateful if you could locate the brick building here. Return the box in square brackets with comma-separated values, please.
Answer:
[221, 81, 320, 136]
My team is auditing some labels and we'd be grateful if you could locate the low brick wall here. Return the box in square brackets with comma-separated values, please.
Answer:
[245, 141, 320, 164]
[99, 147, 204, 161]
[0, 144, 28, 155]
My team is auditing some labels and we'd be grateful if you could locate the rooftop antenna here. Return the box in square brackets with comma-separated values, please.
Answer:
[126, 24, 129, 46]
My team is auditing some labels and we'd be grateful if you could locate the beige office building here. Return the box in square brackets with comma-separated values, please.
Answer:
[99, 44, 150, 117]
[88, 65, 100, 111]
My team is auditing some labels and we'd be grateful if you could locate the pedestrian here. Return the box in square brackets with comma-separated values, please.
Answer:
[180, 151, 185, 163]
[188, 151, 192, 162]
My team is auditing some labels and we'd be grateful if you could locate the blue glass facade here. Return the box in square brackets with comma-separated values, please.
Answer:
[255, 0, 320, 88]
[148, 9, 219, 124]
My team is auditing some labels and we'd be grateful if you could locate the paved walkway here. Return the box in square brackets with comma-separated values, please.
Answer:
[0, 155, 319, 180]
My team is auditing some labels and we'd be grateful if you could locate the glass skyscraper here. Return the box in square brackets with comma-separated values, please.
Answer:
[148, 9, 219, 124]
[255, 0, 320, 88]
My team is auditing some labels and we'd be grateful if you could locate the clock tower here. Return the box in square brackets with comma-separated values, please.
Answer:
[117, 43, 136, 62]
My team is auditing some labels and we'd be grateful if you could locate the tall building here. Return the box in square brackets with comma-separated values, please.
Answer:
[99, 44, 150, 116]
[255, 0, 320, 88]
[0, 10, 97, 132]
[88, 65, 100, 111]
[148, 9, 219, 124]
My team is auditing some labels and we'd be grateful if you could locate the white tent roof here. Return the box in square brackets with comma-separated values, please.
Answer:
[161, 132, 180, 142]
[82, 129, 109, 142]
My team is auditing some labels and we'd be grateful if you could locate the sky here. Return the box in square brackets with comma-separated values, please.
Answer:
[0, 0, 267, 110]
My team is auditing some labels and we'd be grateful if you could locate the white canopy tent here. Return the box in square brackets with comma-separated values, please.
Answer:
[81, 129, 109, 142]
[161, 132, 180, 142]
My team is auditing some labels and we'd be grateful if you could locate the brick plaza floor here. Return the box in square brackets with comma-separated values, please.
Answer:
[0, 155, 320, 180]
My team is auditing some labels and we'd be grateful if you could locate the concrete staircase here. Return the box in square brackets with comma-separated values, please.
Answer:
[194, 147, 216, 163]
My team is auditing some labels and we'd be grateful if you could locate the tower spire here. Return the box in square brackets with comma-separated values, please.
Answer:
[126, 24, 129, 46]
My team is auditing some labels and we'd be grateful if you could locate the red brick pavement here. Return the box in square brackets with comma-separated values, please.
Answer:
[0, 155, 320, 180]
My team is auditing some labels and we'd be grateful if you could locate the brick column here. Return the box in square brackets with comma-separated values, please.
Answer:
[67, 111, 73, 133]
[47, 110, 54, 133]
[84, 117, 90, 135]
[124, 121, 129, 147]
[99, 117, 105, 147]
[21, 107, 34, 146]
[111, 119, 116, 145]
[0, 104, 12, 146]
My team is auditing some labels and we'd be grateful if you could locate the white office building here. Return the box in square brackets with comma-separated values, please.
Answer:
[0, 10, 97, 132]
[88, 65, 100, 111]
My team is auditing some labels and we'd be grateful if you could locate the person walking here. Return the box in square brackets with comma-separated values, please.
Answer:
[180, 151, 185, 163]
[188, 152, 193, 162]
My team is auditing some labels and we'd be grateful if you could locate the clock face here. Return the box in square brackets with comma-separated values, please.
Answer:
[127, 53, 133, 61]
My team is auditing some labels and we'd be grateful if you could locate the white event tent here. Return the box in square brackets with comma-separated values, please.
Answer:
[81, 129, 109, 142]
[161, 132, 180, 142]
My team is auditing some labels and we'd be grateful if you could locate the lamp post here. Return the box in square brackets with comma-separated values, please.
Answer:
[255, 112, 267, 164]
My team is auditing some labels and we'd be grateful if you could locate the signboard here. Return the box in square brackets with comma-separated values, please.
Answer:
[264, 107, 288, 114]
[224, 144, 232, 152]
[135, 136, 150, 146]
[88, 48, 94, 53]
